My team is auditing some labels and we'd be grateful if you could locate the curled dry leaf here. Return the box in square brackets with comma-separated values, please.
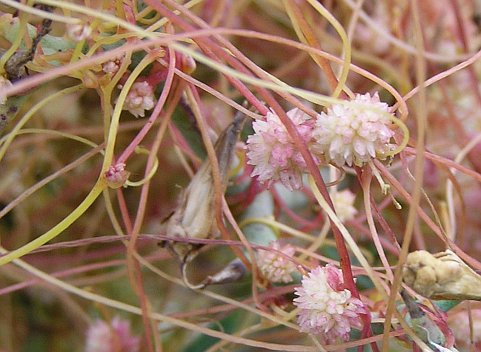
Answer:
[403, 250, 481, 301]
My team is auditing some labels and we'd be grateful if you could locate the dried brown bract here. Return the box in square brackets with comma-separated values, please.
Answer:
[403, 249, 481, 301]
[163, 113, 246, 264]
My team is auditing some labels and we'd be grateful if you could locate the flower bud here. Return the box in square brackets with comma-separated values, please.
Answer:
[403, 250, 481, 301]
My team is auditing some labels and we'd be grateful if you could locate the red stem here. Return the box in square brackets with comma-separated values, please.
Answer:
[144, 0, 357, 293]
[117, 188, 133, 234]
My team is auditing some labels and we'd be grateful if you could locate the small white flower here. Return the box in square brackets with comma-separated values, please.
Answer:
[313, 92, 395, 167]
[257, 241, 297, 283]
[102, 55, 124, 74]
[331, 189, 357, 222]
[122, 81, 156, 117]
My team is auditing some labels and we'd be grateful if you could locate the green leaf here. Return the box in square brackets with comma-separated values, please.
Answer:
[0, 16, 75, 55]
[433, 300, 461, 312]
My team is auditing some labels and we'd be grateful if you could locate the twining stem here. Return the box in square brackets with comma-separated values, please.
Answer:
[382, 1, 427, 350]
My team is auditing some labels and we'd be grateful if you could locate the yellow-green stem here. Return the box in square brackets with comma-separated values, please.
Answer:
[0, 179, 106, 266]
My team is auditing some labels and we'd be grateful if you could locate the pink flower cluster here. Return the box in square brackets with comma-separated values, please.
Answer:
[67, 23, 92, 41]
[102, 55, 124, 75]
[293, 265, 367, 344]
[85, 316, 140, 352]
[246, 108, 318, 191]
[246, 93, 395, 190]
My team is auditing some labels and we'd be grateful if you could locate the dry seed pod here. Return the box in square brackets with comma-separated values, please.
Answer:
[403, 250, 481, 301]
[163, 113, 246, 264]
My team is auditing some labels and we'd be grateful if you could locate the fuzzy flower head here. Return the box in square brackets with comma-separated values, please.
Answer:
[246, 108, 319, 191]
[331, 189, 357, 222]
[121, 81, 156, 117]
[85, 316, 140, 352]
[313, 92, 395, 167]
[293, 265, 367, 344]
[257, 241, 297, 283]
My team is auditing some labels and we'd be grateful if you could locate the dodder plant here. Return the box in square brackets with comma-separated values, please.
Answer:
[1, 1, 481, 351]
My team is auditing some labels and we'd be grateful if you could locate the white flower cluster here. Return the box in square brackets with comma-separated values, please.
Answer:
[122, 81, 156, 117]
[246, 93, 396, 190]
[313, 93, 395, 167]
[331, 189, 358, 222]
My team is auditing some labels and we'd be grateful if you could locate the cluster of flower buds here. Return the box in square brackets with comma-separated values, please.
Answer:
[121, 81, 156, 118]
[257, 241, 297, 283]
